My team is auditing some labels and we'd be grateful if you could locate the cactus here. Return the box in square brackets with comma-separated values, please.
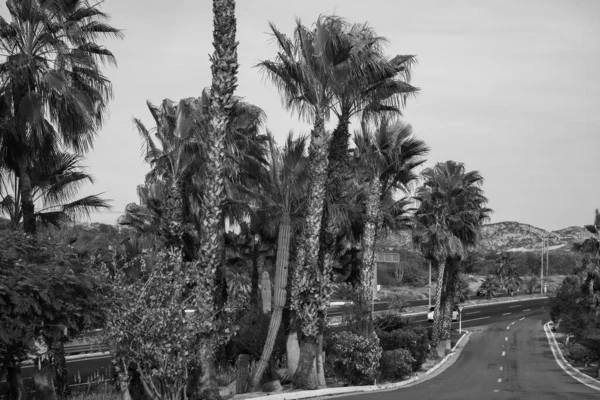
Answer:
[261, 271, 272, 313]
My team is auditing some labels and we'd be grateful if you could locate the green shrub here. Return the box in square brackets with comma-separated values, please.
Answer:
[217, 309, 286, 366]
[325, 331, 382, 385]
[377, 325, 429, 371]
[379, 349, 414, 381]
[567, 342, 595, 364]
[373, 313, 410, 333]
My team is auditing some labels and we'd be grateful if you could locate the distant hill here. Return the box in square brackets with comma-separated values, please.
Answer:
[377, 221, 594, 254]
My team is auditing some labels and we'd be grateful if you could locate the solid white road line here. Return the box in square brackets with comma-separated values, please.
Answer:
[451, 316, 490, 324]
[502, 312, 511, 315]
[502, 351, 506, 356]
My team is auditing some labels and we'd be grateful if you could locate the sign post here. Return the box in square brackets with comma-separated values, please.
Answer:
[458, 306, 464, 334]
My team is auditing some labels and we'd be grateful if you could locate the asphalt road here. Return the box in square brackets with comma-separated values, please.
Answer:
[328, 292, 523, 317]
[330, 310, 599, 399]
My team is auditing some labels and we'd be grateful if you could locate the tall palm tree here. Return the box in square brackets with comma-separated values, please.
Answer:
[190, 1, 240, 398]
[318, 22, 418, 295]
[351, 119, 428, 336]
[0, 0, 121, 234]
[260, 16, 377, 388]
[412, 161, 491, 357]
[0, 151, 109, 229]
[243, 132, 309, 390]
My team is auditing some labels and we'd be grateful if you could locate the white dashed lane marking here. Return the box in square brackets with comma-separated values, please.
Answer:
[523, 309, 531, 312]
[498, 378, 502, 383]
[519, 317, 525, 321]
[502, 312, 511, 315]
[508, 305, 521, 308]
[505, 337, 508, 341]
[499, 366, 503, 371]
[502, 351, 506, 356]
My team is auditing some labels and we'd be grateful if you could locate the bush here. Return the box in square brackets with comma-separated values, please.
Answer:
[525, 276, 539, 294]
[325, 331, 382, 385]
[379, 349, 414, 381]
[373, 313, 410, 333]
[217, 309, 286, 366]
[567, 342, 595, 364]
[377, 325, 429, 371]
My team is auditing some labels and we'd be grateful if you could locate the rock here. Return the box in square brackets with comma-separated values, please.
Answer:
[219, 381, 236, 398]
[262, 380, 283, 393]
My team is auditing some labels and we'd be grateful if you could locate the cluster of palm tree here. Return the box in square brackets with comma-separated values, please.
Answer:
[0, 0, 121, 231]
[412, 161, 492, 357]
[118, 12, 429, 392]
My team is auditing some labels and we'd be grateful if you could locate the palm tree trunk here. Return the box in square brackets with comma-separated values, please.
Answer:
[192, 1, 239, 399]
[430, 259, 446, 358]
[33, 357, 56, 400]
[196, 342, 220, 400]
[292, 111, 330, 390]
[53, 342, 70, 398]
[161, 182, 184, 247]
[251, 242, 260, 306]
[6, 362, 26, 400]
[250, 214, 291, 390]
[17, 157, 36, 234]
[355, 180, 381, 337]
[317, 112, 352, 275]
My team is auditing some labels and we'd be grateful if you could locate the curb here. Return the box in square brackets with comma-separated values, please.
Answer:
[543, 322, 600, 392]
[246, 331, 471, 400]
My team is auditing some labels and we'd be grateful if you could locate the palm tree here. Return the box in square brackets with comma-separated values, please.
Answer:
[0, 0, 121, 234]
[503, 263, 523, 296]
[126, 93, 266, 255]
[479, 276, 500, 299]
[243, 132, 309, 390]
[351, 119, 428, 336]
[319, 22, 418, 293]
[0, 152, 109, 229]
[412, 161, 491, 357]
[192, 0, 240, 398]
[260, 16, 376, 388]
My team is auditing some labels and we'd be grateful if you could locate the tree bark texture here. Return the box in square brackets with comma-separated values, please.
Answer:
[430, 259, 446, 358]
[291, 112, 331, 389]
[355, 180, 381, 334]
[17, 157, 36, 234]
[291, 338, 318, 390]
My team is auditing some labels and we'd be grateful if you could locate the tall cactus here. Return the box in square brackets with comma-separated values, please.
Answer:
[261, 271, 272, 313]
[250, 214, 291, 390]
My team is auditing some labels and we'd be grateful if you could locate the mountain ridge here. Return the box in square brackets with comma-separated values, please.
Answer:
[377, 221, 594, 254]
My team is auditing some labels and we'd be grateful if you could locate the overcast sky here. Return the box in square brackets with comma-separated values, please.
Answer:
[15, 0, 599, 231]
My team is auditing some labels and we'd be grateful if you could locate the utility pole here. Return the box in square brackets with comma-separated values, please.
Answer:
[546, 239, 550, 279]
[428, 260, 432, 308]
[540, 238, 545, 295]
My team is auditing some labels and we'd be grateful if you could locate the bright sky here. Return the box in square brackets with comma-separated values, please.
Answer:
[11, 0, 600, 231]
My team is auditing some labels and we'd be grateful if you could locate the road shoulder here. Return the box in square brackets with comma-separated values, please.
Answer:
[543, 321, 600, 392]
[243, 331, 472, 400]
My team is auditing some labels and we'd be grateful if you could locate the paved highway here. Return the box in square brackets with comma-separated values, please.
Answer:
[330, 306, 599, 399]
[328, 293, 520, 317]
